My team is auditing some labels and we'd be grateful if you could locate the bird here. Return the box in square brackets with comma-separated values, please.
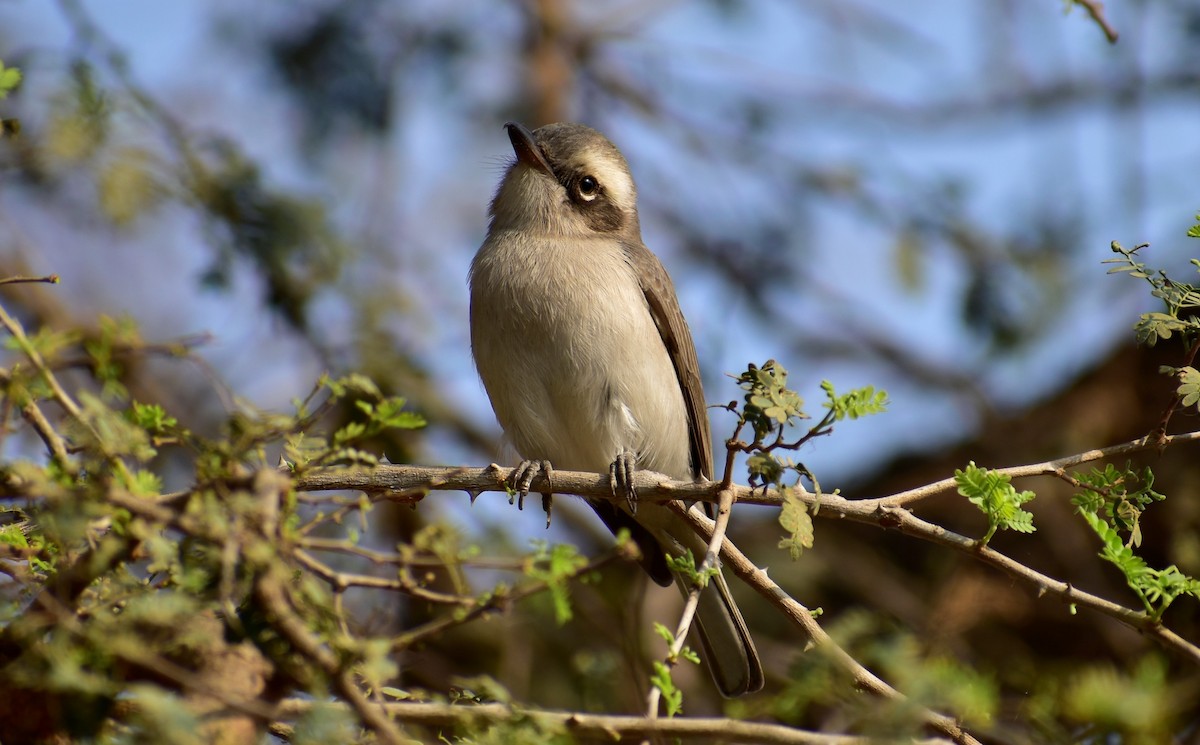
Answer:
[469, 121, 763, 697]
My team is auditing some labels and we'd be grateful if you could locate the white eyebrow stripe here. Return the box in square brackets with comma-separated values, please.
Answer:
[573, 154, 636, 213]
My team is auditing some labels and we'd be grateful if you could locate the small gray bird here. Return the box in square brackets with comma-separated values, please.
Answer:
[469, 122, 763, 697]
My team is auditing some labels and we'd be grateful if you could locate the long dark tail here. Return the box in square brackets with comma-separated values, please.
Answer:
[590, 499, 763, 696]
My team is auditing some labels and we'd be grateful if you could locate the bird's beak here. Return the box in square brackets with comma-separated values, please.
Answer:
[505, 122, 555, 177]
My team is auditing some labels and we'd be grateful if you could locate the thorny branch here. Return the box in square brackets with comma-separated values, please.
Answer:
[293, 426, 1200, 668]
[672, 505, 980, 745]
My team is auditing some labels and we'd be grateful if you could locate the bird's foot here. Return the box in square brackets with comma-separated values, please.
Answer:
[609, 449, 638, 514]
[510, 459, 553, 517]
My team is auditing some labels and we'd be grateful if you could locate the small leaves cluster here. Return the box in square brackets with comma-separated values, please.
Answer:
[1071, 465, 1198, 620]
[283, 372, 425, 469]
[0, 289, 465, 742]
[1105, 239, 1200, 348]
[665, 548, 720, 590]
[954, 462, 1036, 545]
[0, 59, 20, 98]
[1077, 512, 1199, 621]
[1071, 463, 1162, 548]
[0, 59, 20, 135]
[738, 360, 807, 441]
[524, 540, 589, 625]
[650, 622, 701, 717]
[820, 380, 888, 421]
[727, 361, 887, 558]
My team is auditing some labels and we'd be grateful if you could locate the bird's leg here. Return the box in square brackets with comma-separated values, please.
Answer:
[510, 459, 552, 512]
[609, 449, 638, 514]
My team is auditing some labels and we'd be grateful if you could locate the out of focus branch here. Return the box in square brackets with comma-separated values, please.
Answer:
[1070, 0, 1119, 43]
[272, 700, 955, 744]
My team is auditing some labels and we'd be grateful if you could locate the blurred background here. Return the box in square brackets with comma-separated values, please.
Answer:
[2, 0, 1199, 736]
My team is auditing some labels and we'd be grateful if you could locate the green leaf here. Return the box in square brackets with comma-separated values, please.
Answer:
[955, 462, 1036, 545]
[525, 541, 587, 625]
[1178, 366, 1200, 410]
[1078, 508, 1200, 619]
[127, 401, 178, 432]
[321, 372, 382, 400]
[370, 397, 426, 431]
[0, 60, 22, 98]
[1071, 463, 1164, 547]
[737, 360, 807, 439]
[650, 661, 684, 717]
[821, 380, 889, 421]
[666, 549, 718, 589]
[778, 486, 814, 559]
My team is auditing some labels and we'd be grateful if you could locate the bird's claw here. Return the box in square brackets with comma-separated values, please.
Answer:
[510, 460, 553, 519]
[609, 450, 638, 514]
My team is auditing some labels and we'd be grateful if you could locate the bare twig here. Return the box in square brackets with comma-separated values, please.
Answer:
[254, 566, 406, 745]
[298, 536, 530, 570]
[390, 549, 623, 651]
[294, 548, 475, 605]
[273, 699, 955, 744]
[0, 275, 60, 286]
[17, 397, 72, 466]
[1068, 0, 1119, 43]
[673, 507, 981, 745]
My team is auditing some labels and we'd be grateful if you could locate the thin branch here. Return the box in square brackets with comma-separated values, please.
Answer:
[17, 397, 71, 466]
[291, 431, 1200, 665]
[644, 489, 735, 720]
[1069, 0, 1119, 43]
[389, 549, 623, 651]
[293, 428, 1200, 508]
[872, 429, 1200, 508]
[294, 548, 475, 605]
[0, 275, 60, 286]
[273, 699, 955, 744]
[673, 507, 980, 745]
[298, 536, 530, 570]
[254, 566, 406, 745]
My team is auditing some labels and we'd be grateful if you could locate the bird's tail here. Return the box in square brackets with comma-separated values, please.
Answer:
[590, 499, 763, 696]
[685, 557, 763, 697]
[649, 503, 763, 697]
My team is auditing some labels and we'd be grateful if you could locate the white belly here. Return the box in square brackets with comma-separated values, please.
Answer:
[470, 231, 691, 479]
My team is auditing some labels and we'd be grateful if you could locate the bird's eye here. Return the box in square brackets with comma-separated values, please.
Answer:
[576, 175, 599, 201]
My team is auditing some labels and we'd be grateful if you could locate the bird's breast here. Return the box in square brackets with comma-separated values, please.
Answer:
[470, 232, 690, 477]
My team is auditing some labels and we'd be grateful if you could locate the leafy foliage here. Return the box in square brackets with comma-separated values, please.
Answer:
[955, 462, 1037, 545]
[729, 361, 886, 558]
[777, 486, 815, 560]
[1179, 365, 1200, 409]
[820, 380, 889, 421]
[1059, 657, 1178, 743]
[665, 548, 719, 590]
[649, 660, 684, 717]
[1071, 463, 1163, 548]
[0, 59, 21, 98]
[1105, 239, 1200, 347]
[523, 541, 588, 625]
[737, 359, 807, 441]
[1072, 482, 1200, 621]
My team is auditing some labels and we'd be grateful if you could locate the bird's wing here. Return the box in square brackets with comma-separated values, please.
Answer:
[622, 240, 713, 481]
